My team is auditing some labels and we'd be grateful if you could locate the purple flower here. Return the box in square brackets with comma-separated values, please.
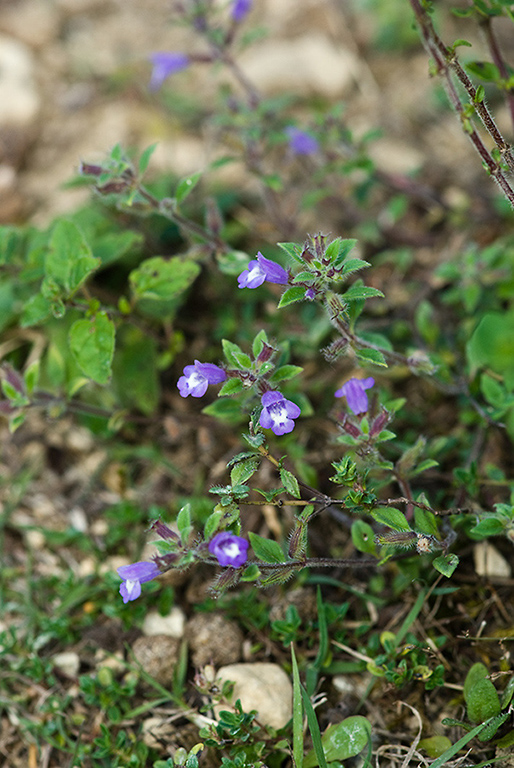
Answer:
[231, 0, 253, 21]
[285, 127, 319, 156]
[259, 390, 301, 436]
[177, 360, 227, 398]
[209, 532, 249, 567]
[335, 377, 375, 414]
[149, 52, 190, 90]
[117, 560, 160, 603]
[238, 252, 288, 289]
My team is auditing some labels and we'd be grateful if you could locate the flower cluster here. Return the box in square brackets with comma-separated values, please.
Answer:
[116, 531, 250, 603]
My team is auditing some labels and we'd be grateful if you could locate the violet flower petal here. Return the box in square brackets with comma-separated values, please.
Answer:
[209, 531, 249, 567]
[335, 377, 375, 414]
[149, 52, 190, 90]
[260, 390, 301, 436]
[117, 560, 160, 604]
[285, 127, 319, 156]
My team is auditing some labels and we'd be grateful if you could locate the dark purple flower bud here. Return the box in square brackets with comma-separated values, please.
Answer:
[256, 342, 275, 364]
[1, 363, 24, 395]
[335, 377, 375, 415]
[285, 127, 319, 156]
[305, 287, 316, 301]
[117, 560, 160, 603]
[149, 52, 190, 91]
[208, 531, 249, 567]
[231, 0, 253, 21]
[150, 520, 180, 541]
[260, 390, 301, 436]
[341, 419, 361, 438]
[177, 360, 227, 398]
[238, 252, 288, 289]
[370, 411, 389, 437]
[79, 162, 103, 176]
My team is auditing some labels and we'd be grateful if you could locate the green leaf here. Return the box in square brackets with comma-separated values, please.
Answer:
[466, 60, 501, 82]
[269, 365, 303, 383]
[252, 329, 268, 358]
[218, 378, 245, 396]
[277, 286, 307, 307]
[230, 458, 259, 486]
[279, 468, 300, 498]
[351, 520, 377, 555]
[466, 677, 501, 723]
[304, 716, 371, 767]
[467, 312, 514, 389]
[325, 237, 358, 268]
[203, 508, 224, 541]
[474, 85, 485, 103]
[501, 674, 514, 708]
[470, 517, 505, 537]
[202, 398, 245, 424]
[355, 348, 388, 367]
[216, 249, 252, 276]
[370, 508, 411, 532]
[21, 293, 51, 327]
[138, 143, 157, 175]
[301, 686, 329, 768]
[342, 284, 384, 301]
[463, 663, 488, 700]
[175, 170, 202, 204]
[477, 711, 509, 742]
[341, 258, 370, 276]
[221, 339, 252, 369]
[418, 736, 452, 758]
[277, 241, 303, 263]
[248, 532, 284, 563]
[177, 504, 192, 545]
[432, 553, 459, 578]
[112, 327, 159, 415]
[413, 507, 439, 538]
[480, 373, 506, 407]
[23, 360, 40, 396]
[46, 219, 100, 296]
[291, 645, 304, 768]
[68, 311, 115, 385]
[130, 256, 200, 303]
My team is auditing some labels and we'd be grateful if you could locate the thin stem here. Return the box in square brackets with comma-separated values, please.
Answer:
[408, 0, 514, 204]
[137, 186, 227, 252]
[479, 15, 514, 136]
[254, 557, 378, 570]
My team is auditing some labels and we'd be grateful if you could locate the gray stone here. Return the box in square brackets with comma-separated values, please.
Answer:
[185, 612, 243, 668]
[132, 634, 180, 689]
[215, 663, 293, 730]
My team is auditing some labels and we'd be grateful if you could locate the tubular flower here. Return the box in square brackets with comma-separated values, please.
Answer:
[335, 377, 375, 414]
[177, 360, 227, 398]
[209, 532, 249, 567]
[260, 390, 301, 436]
[117, 561, 160, 603]
[149, 52, 190, 90]
[285, 127, 319, 156]
[238, 252, 288, 289]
